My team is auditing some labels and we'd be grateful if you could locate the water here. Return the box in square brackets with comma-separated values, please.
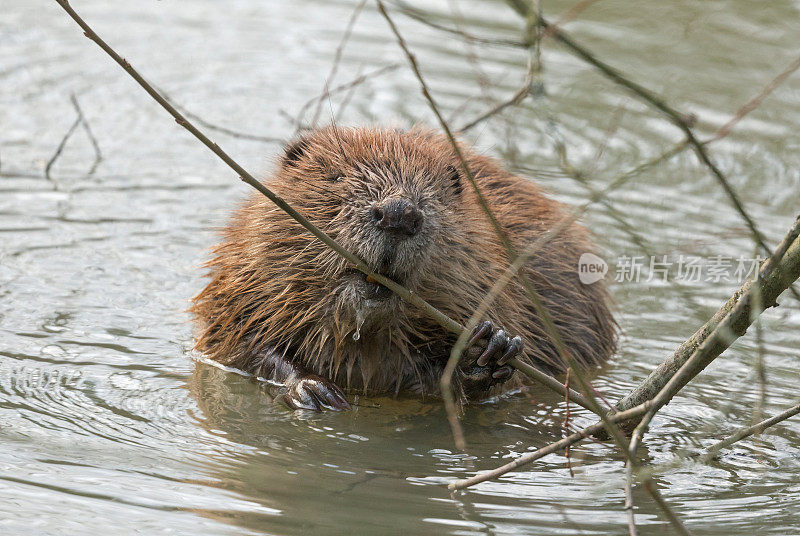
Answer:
[2, 0, 799, 534]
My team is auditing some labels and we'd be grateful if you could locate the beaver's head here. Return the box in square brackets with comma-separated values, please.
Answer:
[271, 127, 472, 325]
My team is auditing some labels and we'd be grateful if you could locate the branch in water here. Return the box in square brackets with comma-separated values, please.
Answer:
[378, 0, 616, 452]
[450, 215, 800, 492]
[616, 216, 800, 436]
[52, 0, 601, 422]
[51, 0, 459, 344]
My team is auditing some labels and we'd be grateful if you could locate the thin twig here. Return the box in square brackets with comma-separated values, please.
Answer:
[44, 105, 82, 186]
[155, 84, 284, 144]
[454, 215, 800, 492]
[624, 459, 639, 536]
[532, 11, 771, 261]
[379, 0, 618, 453]
[626, 216, 800, 449]
[553, 327, 692, 536]
[563, 368, 574, 477]
[601, 51, 800, 194]
[334, 64, 365, 122]
[699, 402, 800, 462]
[642, 480, 691, 536]
[749, 243, 767, 427]
[389, 0, 525, 48]
[634, 401, 800, 482]
[70, 93, 102, 176]
[51, 0, 461, 339]
[529, 0, 544, 94]
[449, 401, 654, 490]
[588, 100, 627, 175]
[53, 0, 594, 422]
[459, 66, 533, 132]
[293, 63, 401, 130]
[751, 315, 767, 425]
[543, 0, 601, 38]
[458, 0, 545, 133]
[307, 0, 368, 131]
[709, 53, 800, 142]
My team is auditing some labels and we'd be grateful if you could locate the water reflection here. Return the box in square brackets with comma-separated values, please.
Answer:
[1, 0, 799, 534]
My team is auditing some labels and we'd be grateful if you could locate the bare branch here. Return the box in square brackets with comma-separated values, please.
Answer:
[623, 215, 800, 440]
[53, 0, 601, 431]
[700, 402, 800, 462]
[709, 53, 800, 142]
[378, 0, 623, 454]
[334, 64, 365, 122]
[389, 0, 525, 48]
[503, 2, 774, 263]
[70, 93, 102, 176]
[449, 401, 654, 490]
[458, 66, 533, 132]
[292, 63, 401, 130]
[451, 214, 800, 501]
[155, 86, 284, 144]
[307, 0, 368, 130]
[51, 0, 463, 342]
[44, 102, 82, 186]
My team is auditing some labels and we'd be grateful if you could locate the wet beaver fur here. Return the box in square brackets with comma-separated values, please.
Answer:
[191, 127, 616, 410]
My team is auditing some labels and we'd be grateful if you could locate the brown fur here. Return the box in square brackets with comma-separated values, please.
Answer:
[190, 126, 616, 399]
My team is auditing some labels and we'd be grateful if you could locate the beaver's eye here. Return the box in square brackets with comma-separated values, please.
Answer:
[325, 170, 345, 183]
[446, 165, 462, 196]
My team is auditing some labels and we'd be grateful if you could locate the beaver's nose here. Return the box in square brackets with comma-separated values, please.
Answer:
[371, 198, 423, 237]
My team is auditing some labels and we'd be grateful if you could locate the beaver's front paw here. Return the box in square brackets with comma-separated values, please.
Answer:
[460, 321, 523, 391]
[280, 375, 351, 411]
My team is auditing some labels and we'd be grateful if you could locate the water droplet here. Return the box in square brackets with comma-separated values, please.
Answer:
[352, 309, 365, 341]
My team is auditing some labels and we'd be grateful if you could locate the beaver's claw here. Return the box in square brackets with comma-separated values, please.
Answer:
[280, 375, 351, 411]
[461, 320, 523, 386]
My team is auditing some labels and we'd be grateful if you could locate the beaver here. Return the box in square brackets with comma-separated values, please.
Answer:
[190, 126, 616, 411]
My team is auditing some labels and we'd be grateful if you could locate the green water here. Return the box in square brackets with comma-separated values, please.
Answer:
[1, 1, 799, 534]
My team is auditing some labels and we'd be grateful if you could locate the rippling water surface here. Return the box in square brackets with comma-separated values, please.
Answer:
[2, 1, 799, 534]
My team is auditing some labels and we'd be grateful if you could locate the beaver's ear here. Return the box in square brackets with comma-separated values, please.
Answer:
[282, 136, 310, 168]
[446, 164, 463, 196]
